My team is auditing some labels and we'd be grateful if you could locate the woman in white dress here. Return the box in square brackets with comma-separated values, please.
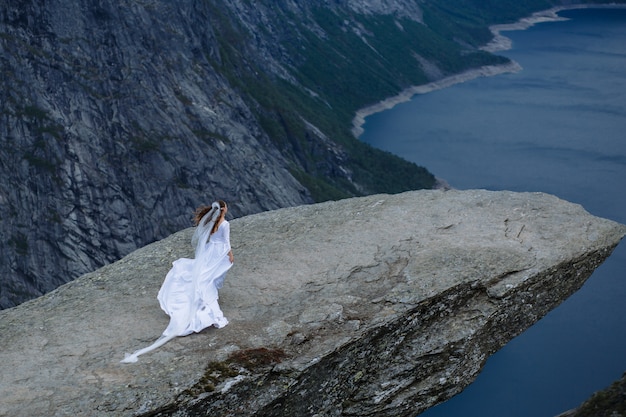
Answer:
[122, 200, 234, 363]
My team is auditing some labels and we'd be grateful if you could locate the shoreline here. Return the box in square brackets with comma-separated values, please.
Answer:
[351, 61, 521, 137]
[481, 7, 571, 53]
[351, 3, 626, 138]
[483, 4, 626, 52]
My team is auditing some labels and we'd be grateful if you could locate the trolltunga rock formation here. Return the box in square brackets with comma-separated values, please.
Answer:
[0, 189, 624, 417]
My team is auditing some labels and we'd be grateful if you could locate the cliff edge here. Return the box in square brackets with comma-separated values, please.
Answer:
[1, 190, 624, 417]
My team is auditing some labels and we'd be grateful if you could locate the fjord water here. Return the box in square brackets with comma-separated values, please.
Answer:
[360, 8, 626, 417]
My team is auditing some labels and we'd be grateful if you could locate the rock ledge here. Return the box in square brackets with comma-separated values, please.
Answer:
[1, 190, 624, 417]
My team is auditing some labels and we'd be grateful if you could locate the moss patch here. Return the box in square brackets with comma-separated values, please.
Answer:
[181, 347, 288, 397]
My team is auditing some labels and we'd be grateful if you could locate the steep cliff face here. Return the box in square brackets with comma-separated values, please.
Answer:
[1, 190, 624, 417]
[0, 1, 313, 307]
[0, 0, 610, 308]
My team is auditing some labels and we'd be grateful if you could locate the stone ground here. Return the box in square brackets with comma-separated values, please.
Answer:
[1, 190, 624, 417]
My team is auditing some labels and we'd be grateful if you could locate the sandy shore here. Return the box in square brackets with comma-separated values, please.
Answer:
[351, 4, 626, 138]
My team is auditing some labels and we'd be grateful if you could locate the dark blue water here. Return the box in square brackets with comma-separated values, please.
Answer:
[360, 8, 626, 417]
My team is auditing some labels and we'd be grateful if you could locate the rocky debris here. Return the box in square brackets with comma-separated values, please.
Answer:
[1, 189, 624, 417]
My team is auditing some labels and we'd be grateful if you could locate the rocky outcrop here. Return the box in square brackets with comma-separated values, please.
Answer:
[1, 189, 624, 417]
[557, 372, 626, 417]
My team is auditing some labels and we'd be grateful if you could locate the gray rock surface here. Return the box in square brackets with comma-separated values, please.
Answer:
[1, 189, 624, 417]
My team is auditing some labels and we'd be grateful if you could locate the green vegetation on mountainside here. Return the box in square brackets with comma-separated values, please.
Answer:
[208, 0, 614, 202]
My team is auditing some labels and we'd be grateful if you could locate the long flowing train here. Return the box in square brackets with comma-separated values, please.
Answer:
[120, 334, 176, 363]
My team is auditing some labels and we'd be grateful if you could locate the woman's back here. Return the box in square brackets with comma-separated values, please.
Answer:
[209, 220, 230, 245]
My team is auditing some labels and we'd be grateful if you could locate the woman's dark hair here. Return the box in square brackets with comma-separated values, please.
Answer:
[193, 200, 227, 232]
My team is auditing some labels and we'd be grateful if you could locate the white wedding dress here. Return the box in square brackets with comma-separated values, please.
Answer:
[122, 208, 232, 363]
